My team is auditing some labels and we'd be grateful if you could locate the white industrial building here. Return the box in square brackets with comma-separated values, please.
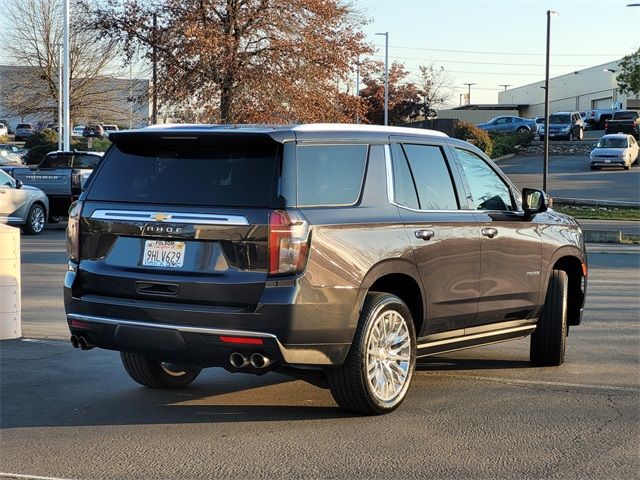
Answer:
[498, 59, 639, 118]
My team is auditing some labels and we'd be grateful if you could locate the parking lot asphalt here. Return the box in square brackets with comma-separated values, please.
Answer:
[1, 231, 639, 479]
[498, 155, 640, 205]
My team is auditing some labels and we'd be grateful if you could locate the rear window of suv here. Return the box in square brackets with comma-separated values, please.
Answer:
[296, 144, 368, 206]
[86, 140, 280, 207]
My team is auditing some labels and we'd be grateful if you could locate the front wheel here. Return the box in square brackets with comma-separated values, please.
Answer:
[516, 126, 528, 134]
[327, 293, 416, 415]
[530, 270, 568, 366]
[120, 352, 202, 389]
[22, 204, 46, 235]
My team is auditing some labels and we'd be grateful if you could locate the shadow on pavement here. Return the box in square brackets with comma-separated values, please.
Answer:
[0, 339, 349, 429]
[416, 357, 532, 371]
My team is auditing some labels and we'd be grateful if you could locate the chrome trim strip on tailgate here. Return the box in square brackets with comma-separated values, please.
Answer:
[90, 210, 249, 225]
[66, 313, 332, 365]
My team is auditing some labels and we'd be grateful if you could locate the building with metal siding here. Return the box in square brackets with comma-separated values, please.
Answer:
[498, 60, 638, 118]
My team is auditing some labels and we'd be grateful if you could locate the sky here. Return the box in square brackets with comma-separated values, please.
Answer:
[356, 0, 640, 107]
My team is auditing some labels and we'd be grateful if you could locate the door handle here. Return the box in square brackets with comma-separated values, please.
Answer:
[481, 227, 498, 238]
[415, 229, 435, 241]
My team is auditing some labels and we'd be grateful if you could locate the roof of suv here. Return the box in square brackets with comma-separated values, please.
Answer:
[112, 123, 448, 144]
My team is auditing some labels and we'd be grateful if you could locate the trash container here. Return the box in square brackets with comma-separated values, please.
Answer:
[0, 224, 21, 339]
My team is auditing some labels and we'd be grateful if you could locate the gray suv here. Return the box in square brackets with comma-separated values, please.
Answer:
[64, 124, 587, 415]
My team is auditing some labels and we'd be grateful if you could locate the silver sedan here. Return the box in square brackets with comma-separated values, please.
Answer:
[0, 169, 49, 234]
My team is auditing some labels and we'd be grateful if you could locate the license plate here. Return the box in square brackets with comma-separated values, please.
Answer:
[605, 159, 611, 164]
[143, 240, 185, 268]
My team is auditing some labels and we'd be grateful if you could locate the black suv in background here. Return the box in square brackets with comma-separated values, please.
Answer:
[65, 124, 587, 415]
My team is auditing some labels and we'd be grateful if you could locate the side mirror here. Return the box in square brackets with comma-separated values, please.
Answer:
[15, 179, 23, 189]
[522, 188, 549, 217]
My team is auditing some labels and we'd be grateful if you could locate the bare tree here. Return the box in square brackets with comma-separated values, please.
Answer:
[0, 0, 131, 124]
[87, 0, 371, 124]
[417, 64, 453, 114]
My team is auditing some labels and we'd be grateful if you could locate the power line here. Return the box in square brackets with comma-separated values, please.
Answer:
[370, 54, 592, 67]
[374, 44, 625, 57]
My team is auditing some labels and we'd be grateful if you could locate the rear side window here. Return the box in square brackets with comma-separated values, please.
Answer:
[296, 144, 368, 206]
[40, 154, 71, 168]
[72, 155, 101, 169]
[390, 144, 419, 209]
[613, 111, 639, 120]
[87, 140, 280, 207]
[400, 144, 458, 210]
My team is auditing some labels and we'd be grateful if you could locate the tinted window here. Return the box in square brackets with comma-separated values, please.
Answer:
[390, 144, 419, 209]
[72, 154, 101, 169]
[613, 111, 639, 120]
[0, 169, 14, 187]
[456, 149, 514, 211]
[87, 141, 279, 207]
[16, 124, 31, 129]
[549, 115, 570, 124]
[597, 137, 628, 148]
[40, 154, 71, 168]
[402, 144, 458, 210]
[297, 145, 367, 206]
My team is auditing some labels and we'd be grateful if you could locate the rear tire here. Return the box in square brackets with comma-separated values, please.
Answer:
[530, 270, 568, 367]
[516, 126, 528, 134]
[22, 204, 46, 235]
[327, 293, 416, 415]
[120, 352, 202, 389]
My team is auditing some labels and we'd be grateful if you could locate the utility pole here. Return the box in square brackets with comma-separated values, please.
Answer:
[499, 84, 511, 91]
[63, 0, 70, 150]
[152, 13, 158, 125]
[463, 83, 476, 105]
[355, 57, 360, 124]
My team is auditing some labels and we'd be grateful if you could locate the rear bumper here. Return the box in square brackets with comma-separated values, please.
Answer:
[64, 269, 354, 367]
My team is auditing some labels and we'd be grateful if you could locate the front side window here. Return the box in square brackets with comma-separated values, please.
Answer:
[399, 144, 458, 210]
[0, 169, 14, 187]
[455, 148, 515, 211]
[297, 144, 368, 206]
[72, 155, 101, 169]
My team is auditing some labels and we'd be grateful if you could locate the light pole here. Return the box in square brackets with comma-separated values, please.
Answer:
[355, 57, 360, 124]
[499, 84, 511, 91]
[63, 0, 70, 150]
[375, 32, 389, 125]
[543, 10, 558, 193]
[57, 44, 63, 151]
[463, 83, 476, 105]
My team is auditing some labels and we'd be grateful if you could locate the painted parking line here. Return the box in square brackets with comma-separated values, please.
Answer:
[0, 473, 76, 480]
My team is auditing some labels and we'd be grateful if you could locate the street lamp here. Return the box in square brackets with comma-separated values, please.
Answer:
[375, 32, 389, 125]
[62, 0, 70, 150]
[543, 10, 558, 193]
[56, 44, 63, 151]
[463, 83, 476, 105]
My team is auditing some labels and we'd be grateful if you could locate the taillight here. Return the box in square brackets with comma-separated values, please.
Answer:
[66, 200, 83, 262]
[268, 210, 310, 276]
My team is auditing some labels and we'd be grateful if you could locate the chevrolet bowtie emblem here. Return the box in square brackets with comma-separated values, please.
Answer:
[152, 213, 172, 222]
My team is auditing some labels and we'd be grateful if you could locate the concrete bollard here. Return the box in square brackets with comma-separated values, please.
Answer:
[0, 224, 21, 339]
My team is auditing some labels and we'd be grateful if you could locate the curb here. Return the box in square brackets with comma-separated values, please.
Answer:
[491, 153, 515, 162]
[554, 197, 640, 208]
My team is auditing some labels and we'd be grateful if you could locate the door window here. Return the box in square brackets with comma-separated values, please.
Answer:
[40, 154, 71, 169]
[396, 144, 458, 210]
[390, 144, 419, 209]
[0, 169, 14, 187]
[455, 149, 515, 211]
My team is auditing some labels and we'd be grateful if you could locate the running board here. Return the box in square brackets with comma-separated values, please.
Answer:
[416, 322, 536, 357]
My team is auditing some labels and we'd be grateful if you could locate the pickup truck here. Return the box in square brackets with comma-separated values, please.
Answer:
[583, 101, 623, 129]
[605, 110, 640, 139]
[10, 151, 103, 217]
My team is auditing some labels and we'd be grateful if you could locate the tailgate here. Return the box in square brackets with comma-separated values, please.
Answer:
[13, 168, 70, 196]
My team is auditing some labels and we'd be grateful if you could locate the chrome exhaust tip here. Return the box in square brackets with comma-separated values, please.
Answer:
[229, 352, 250, 368]
[70, 335, 79, 349]
[77, 335, 94, 350]
[250, 353, 272, 369]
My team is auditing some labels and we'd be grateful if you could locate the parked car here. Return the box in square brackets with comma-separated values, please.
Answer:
[0, 144, 28, 158]
[101, 124, 119, 137]
[83, 124, 104, 138]
[0, 119, 12, 134]
[46, 123, 59, 132]
[14, 123, 34, 141]
[64, 124, 588, 415]
[583, 101, 622, 130]
[590, 134, 639, 170]
[534, 117, 545, 137]
[72, 125, 86, 138]
[0, 168, 49, 234]
[11, 151, 103, 218]
[477, 116, 538, 134]
[604, 110, 640, 140]
[543, 112, 585, 141]
[0, 123, 7, 137]
[0, 150, 23, 166]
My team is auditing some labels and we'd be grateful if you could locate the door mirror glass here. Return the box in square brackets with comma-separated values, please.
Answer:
[522, 188, 548, 216]
[15, 179, 23, 189]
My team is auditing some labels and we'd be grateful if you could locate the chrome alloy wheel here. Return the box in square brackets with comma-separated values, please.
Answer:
[30, 206, 45, 233]
[366, 309, 412, 402]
